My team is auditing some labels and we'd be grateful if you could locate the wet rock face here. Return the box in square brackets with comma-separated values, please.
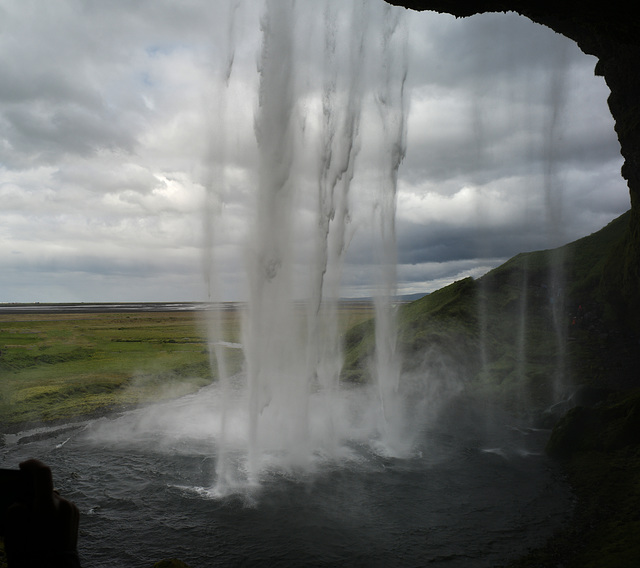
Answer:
[386, 0, 640, 329]
[545, 389, 640, 458]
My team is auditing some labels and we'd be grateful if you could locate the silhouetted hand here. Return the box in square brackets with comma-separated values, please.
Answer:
[5, 459, 81, 568]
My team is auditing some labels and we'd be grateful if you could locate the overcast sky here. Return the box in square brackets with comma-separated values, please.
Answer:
[0, 0, 630, 303]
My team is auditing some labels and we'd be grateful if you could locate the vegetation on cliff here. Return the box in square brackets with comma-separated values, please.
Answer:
[343, 210, 636, 413]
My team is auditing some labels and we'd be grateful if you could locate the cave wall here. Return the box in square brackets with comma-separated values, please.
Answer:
[386, 0, 640, 329]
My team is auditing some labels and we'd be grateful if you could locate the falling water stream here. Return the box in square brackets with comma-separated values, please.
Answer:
[205, 0, 415, 488]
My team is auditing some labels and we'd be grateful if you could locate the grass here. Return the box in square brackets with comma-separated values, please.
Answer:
[0, 304, 374, 429]
[0, 311, 234, 427]
[342, 211, 636, 414]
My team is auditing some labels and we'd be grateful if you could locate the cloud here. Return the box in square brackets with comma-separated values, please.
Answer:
[0, 1, 630, 302]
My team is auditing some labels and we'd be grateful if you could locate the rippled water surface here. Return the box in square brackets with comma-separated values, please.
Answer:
[1, 392, 571, 567]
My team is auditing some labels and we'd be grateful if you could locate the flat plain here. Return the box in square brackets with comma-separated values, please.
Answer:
[0, 304, 374, 429]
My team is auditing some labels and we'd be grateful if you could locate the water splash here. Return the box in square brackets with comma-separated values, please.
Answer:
[242, 0, 303, 482]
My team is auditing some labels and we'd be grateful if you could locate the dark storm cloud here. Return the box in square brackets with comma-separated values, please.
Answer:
[345, 217, 548, 269]
[4, 249, 198, 278]
[0, 0, 231, 171]
[397, 220, 550, 265]
[403, 10, 623, 193]
[0, 60, 100, 107]
[402, 116, 622, 191]
[407, 12, 582, 90]
[0, 105, 137, 168]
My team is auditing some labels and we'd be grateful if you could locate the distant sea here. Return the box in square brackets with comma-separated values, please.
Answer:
[0, 294, 425, 315]
[0, 302, 225, 314]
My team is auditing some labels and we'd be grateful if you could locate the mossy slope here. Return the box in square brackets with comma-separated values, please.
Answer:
[343, 210, 636, 413]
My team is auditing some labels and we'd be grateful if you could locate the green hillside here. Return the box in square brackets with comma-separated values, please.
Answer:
[342, 210, 636, 413]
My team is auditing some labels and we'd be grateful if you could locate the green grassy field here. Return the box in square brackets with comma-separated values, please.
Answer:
[0, 311, 219, 426]
[0, 304, 374, 429]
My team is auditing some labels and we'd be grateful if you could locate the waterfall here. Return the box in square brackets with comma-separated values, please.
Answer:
[371, 4, 410, 455]
[207, 0, 410, 491]
[305, 0, 368, 456]
[543, 42, 569, 400]
[202, 0, 241, 489]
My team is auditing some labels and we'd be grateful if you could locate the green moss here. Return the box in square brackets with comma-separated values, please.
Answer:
[341, 278, 481, 384]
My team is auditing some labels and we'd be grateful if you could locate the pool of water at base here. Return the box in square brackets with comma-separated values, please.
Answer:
[1, 397, 572, 567]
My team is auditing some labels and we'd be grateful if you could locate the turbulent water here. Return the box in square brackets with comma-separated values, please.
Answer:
[1, 385, 571, 567]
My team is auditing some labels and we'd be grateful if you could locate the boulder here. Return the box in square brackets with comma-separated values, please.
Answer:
[546, 388, 640, 458]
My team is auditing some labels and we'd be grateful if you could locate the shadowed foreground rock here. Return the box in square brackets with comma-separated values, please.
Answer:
[547, 389, 640, 458]
[154, 559, 191, 568]
[509, 390, 640, 566]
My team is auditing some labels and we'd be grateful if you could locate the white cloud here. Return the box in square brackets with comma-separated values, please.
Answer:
[0, 0, 630, 302]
